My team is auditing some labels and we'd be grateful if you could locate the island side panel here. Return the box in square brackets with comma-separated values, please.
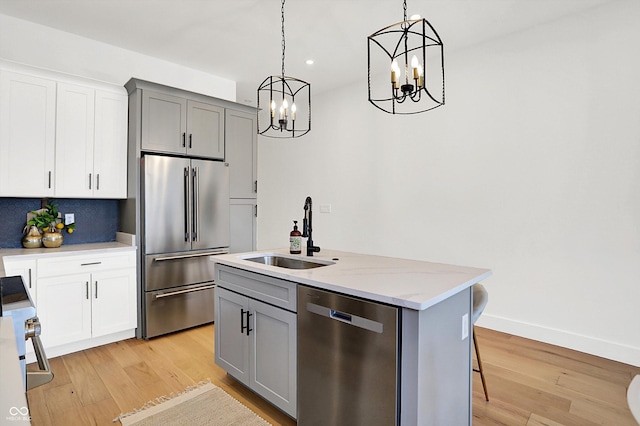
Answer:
[400, 286, 473, 425]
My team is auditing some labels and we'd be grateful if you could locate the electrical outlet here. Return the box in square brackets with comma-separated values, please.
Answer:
[461, 313, 469, 340]
[65, 213, 75, 225]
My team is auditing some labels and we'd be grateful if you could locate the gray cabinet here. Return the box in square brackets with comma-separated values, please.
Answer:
[230, 199, 257, 254]
[141, 89, 224, 159]
[225, 109, 257, 198]
[226, 108, 257, 253]
[215, 266, 297, 418]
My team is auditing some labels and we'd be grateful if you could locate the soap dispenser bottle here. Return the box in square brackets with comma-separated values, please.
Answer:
[290, 220, 302, 254]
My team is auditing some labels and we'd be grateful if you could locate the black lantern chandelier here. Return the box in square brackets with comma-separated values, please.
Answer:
[367, 0, 445, 114]
[257, 0, 311, 138]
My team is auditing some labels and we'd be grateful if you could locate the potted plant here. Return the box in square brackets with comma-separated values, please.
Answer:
[23, 201, 65, 248]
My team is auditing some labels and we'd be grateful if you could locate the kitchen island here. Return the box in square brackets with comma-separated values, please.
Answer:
[212, 249, 491, 425]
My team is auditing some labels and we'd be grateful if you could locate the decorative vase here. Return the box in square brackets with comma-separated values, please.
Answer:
[22, 225, 43, 248]
[42, 228, 63, 248]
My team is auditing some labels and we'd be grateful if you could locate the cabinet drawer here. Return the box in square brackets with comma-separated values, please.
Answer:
[37, 251, 135, 278]
[216, 265, 297, 312]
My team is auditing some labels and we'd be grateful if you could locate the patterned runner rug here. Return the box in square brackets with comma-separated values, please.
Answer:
[114, 381, 272, 426]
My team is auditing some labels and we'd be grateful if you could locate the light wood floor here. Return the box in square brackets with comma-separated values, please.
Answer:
[26, 326, 640, 425]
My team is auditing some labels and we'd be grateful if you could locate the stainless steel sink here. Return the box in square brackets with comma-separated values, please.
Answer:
[243, 255, 333, 270]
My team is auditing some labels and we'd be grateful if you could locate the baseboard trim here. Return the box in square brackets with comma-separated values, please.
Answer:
[25, 329, 135, 363]
[476, 314, 640, 367]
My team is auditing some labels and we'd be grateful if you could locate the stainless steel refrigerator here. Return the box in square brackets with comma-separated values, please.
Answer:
[141, 154, 229, 338]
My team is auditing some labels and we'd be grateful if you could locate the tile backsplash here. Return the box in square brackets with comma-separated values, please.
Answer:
[0, 198, 119, 248]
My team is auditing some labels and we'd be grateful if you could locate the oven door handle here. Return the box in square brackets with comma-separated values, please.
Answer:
[154, 284, 215, 299]
[26, 335, 54, 390]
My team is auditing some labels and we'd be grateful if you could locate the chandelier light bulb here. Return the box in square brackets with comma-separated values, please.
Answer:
[291, 103, 297, 121]
[391, 59, 400, 87]
[411, 55, 420, 79]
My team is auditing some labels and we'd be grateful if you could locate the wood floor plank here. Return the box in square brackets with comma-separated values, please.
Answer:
[82, 398, 122, 426]
[125, 336, 198, 393]
[105, 339, 143, 369]
[83, 345, 149, 413]
[557, 370, 629, 408]
[61, 351, 111, 405]
[42, 382, 91, 426]
[569, 398, 639, 426]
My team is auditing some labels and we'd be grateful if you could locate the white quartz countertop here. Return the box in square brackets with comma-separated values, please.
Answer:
[212, 249, 492, 311]
[0, 317, 31, 424]
[0, 232, 136, 278]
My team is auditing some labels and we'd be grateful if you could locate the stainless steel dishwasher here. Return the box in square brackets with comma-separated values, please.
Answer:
[297, 285, 399, 425]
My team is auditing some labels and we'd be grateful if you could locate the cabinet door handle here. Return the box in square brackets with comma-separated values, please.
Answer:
[85, 282, 89, 300]
[28, 269, 32, 288]
[81, 262, 102, 266]
[189, 133, 193, 148]
[182, 132, 186, 147]
[95, 281, 98, 299]
[241, 309, 253, 335]
[246, 311, 253, 336]
[254, 180, 258, 193]
[48, 171, 52, 189]
[96, 174, 100, 190]
[89, 173, 92, 190]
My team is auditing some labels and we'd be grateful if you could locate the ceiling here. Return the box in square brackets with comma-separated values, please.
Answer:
[0, 0, 614, 106]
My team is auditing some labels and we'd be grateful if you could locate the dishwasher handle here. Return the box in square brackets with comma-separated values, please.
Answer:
[330, 310, 352, 322]
[306, 302, 384, 333]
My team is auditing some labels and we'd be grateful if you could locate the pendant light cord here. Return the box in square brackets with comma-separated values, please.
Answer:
[403, 0, 407, 22]
[281, 0, 286, 78]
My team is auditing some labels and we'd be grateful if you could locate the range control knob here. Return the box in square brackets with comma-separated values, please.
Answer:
[24, 317, 42, 340]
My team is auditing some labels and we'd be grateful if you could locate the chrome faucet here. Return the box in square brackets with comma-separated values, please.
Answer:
[302, 196, 320, 256]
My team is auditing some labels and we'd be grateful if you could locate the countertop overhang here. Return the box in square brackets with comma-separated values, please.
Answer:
[212, 249, 492, 311]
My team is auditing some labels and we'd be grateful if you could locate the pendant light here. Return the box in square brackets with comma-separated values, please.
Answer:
[367, 0, 445, 114]
[257, 0, 311, 138]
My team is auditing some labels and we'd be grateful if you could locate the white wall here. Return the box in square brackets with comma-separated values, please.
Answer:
[257, 1, 640, 366]
[0, 13, 235, 99]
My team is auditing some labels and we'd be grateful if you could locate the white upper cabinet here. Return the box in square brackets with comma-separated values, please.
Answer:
[93, 90, 128, 198]
[55, 83, 95, 197]
[55, 83, 127, 198]
[0, 64, 128, 199]
[141, 89, 224, 159]
[0, 70, 56, 197]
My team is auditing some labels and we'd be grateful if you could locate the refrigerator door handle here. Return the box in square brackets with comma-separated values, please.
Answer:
[192, 167, 199, 241]
[152, 249, 230, 262]
[154, 284, 215, 299]
[184, 167, 191, 242]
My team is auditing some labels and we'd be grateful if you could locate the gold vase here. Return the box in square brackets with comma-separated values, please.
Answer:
[22, 225, 43, 248]
[42, 228, 63, 248]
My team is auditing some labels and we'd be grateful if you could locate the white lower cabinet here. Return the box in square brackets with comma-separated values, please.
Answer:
[34, 250, 137, 353]
[215, 281, 297, 418]
[38, 268, 136, 348]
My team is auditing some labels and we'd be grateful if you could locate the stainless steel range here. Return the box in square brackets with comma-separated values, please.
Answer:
[0, 275, 53, 390]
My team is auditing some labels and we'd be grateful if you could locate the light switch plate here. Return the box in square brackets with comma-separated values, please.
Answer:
[462, 313, 469, 340]
[319, 204, 332, 213]
[64, 213, 75, 225]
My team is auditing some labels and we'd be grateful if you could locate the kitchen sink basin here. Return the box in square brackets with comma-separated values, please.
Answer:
[243, 255, 333, 270]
